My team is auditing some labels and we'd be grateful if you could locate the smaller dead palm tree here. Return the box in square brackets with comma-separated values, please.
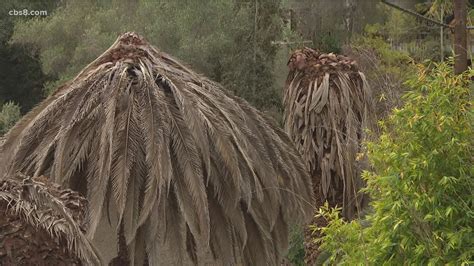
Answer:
[0, 174, 100, 265]
[283, 47, 373, 263]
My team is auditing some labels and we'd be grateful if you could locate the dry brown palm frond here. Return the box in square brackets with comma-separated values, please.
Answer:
[0, 32, 313, 265]
[0, 174, 101, 265]
[284, 47, 373, 218]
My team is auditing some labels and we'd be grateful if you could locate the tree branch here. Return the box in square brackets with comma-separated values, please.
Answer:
[381, 0, 474, 30]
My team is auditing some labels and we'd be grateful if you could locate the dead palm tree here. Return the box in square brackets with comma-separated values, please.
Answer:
[0, 174, 100, 265]
[283, 47, 373, 263]
[0, 32, 313, 265]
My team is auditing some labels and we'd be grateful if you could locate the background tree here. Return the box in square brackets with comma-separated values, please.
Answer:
[10, 0, 284, 112]
[0, 0, 57, 113]
[0, 102, 21, 135]
[284, 0, 387, 53]
[454, 0, 468, 73]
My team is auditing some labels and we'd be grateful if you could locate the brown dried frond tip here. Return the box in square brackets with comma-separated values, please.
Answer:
[288, 47, 359, 85]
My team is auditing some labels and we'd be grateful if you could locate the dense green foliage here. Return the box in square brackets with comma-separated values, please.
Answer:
[285, 225, 306, 266]
[284, 0, 385, 52]
[11, 0, 284, 111]
[0, 0, 56, 112]
[0, 102, 21, 135]
[315, 63, 473, 265]
[347, 31, 416, 120]
[370, 4, 442, 62]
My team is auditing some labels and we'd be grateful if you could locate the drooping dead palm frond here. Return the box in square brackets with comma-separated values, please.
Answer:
[0, 32, 313, 265]
[0, 174, 100, 265]
[284, 47, 372, 263]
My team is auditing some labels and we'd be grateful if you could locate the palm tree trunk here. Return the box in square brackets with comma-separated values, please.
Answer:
[454, 0, 468, 74]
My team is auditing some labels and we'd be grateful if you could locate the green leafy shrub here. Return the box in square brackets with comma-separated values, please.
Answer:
[285, 225, 306, 266]
[318, 33, 341, 54]
[0, 101, 21, 135]
[315, 63, 473, 265]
